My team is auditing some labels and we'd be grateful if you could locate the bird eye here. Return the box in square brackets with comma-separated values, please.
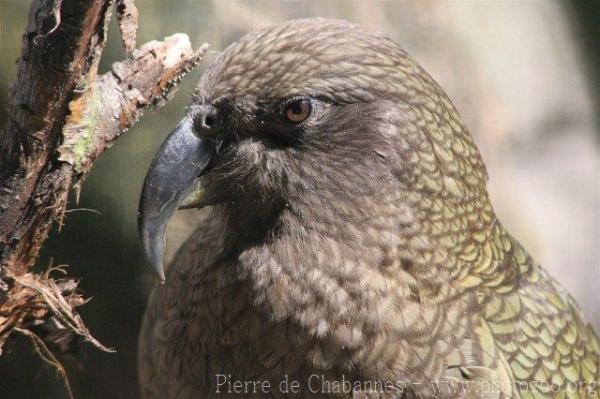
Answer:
[284, 98, 311, 123]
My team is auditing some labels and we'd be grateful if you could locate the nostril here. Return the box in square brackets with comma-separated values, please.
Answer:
[204, 115, 215, 128]
[191, 104, 218, 136]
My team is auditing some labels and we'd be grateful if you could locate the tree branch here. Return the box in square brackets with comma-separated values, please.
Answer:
[0, 0, 207, 360]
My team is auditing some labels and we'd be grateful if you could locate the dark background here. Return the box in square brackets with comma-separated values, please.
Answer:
[0, 1, 598, 398]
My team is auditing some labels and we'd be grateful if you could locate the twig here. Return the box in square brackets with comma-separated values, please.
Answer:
[15, 327, 75, 399]
[64, 208, 102, 215]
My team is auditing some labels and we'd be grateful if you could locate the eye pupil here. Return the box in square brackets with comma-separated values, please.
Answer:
[285, 99, 311, 123]
[292, 102, 304, 114]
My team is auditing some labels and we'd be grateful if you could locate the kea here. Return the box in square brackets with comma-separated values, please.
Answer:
[137, 19, 599, 398]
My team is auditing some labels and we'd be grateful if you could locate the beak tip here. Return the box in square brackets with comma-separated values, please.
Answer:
[144, 243, 167, 282]
[154, 263, 166, 282]
[140, 230, 167, 282]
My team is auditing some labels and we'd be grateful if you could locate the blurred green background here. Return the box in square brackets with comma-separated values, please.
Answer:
[0, 1, 598, 398]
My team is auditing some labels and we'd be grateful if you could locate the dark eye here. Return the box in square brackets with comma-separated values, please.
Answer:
[284, 98, 311, 123]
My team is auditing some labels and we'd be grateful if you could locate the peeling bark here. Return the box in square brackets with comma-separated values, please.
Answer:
[0, 0, 207, 365]
[60, 36, 208, 174]
[115, 0, 138, 54]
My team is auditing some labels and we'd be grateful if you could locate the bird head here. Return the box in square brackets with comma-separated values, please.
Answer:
[139, 18, 488, 281]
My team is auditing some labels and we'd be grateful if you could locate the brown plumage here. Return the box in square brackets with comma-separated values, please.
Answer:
[138, 19, 599, 398]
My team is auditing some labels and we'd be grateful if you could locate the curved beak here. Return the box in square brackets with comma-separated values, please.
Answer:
[138, 117, 214, 281]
